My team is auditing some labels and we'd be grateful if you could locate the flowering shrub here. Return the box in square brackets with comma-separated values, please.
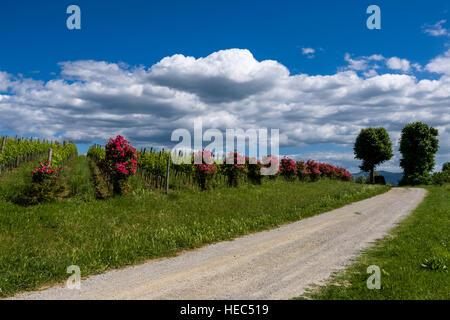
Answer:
[194, 150, 217, 190]
[296, 160, 352, 182]
[334, 167, 352, 181]
[104, 135, 138, 195]
[280, 157, 297, 181]
[222, 152, 246, 187]
[32, 161, 59, 183]
[318, 163, 335, 178]
[246, 157, 263, 184]
[317, 162, 352, 181]
[23, 161, 63, 204]
[306, 160, 321, 182]
[296, 161, 310, 181]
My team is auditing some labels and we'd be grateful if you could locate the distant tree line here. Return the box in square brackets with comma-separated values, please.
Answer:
[353, 121, 447, 186]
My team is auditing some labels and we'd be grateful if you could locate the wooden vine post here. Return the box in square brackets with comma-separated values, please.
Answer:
[47, 148, 53, 164]
[0, 136, 6, 174]
[165, 153, 170, 194]
[15, 139, 20, 167]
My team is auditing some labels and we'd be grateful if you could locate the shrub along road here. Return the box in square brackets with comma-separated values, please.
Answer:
[12, 187, 426, 300]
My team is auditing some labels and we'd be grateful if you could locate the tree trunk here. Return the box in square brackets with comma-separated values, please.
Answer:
[370, 166, 375, 184]
[113, 180, 122, 195]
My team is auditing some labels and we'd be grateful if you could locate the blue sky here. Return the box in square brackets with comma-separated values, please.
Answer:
[1, 0, 448, 77]
[0, 0, 449, 172]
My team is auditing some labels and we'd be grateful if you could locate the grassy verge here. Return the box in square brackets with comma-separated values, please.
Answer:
[299, 185, 449, 300]
[0, 157, 389, 298]
[0, 160, 40, 203]
[59, 156, 95, 201]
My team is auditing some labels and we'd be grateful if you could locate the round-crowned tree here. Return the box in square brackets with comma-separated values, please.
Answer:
[354, 127, 393, 184]
[442, 162, 450, 172]
[399, 122, 439, 186]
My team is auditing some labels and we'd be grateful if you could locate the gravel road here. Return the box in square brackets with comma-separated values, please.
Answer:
[12, 187, 426, 300]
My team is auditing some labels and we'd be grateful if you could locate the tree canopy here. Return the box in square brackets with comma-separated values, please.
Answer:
[399, 122, 439, 185]
[354, 127, 393, 183]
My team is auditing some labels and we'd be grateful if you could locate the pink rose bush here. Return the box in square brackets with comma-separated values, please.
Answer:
[194, 150, 217, 190]
[23, 161, 63, 204]
[104, 135, 138, 195]
[280, 157, 297, 181]
[32, 161, 59, 184]
[306, 160, 321, 182]
[246, 157, 263, 185]
[297, 160, 352, 182]
[222, 151, 246, 187]
[90, 134, 353, 193]
[296, 160, 309, 181]
[317, 162, 352, 181]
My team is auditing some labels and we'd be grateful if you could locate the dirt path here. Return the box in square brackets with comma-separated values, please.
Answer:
[12, 187, 426, 300]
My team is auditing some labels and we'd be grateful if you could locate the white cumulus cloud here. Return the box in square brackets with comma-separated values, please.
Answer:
[386, 57, 411, 72]
[0, 48, 449, 171]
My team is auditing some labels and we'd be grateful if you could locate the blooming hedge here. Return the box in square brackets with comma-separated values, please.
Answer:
[306, 160, 321, 182]
[194, 150, 217, 190]
[104, 135, 138, 195]
[222, 151, 246, 187]
[246, 157, 263, 184]
[280, 157, 297, 180]
[89, 137, 353, 193]
[297, 160, 351, 182]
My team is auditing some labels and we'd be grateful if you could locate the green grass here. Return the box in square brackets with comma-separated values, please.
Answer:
[299, 185, 449, 300]
[0, 160, 38, 203]
[0, 156, 389, 298]
[60, 156, 95, 201]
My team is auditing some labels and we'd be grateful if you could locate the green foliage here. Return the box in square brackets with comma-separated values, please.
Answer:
[22, 142, 77, 205]
[421, 256, 448, 272]
[31, 163, 61, 202]
[355, 175, 367, 184]
[86, 144, 105, 163]
[433, 170, 450, 186]
[0, 137, 75, 171]
[66, 156, 95, 201]
[442, 162, 450, 172]
[22, 177, 64, 205]
[354, 128, 393, 183]
[50, 143, 78, 168]
[399, 122, 439, 186]
[222, 152, 246, 187]
[247, 158, 263, 185]
[0, 161, 36, 203]
[139, 150, 170, 178]
[193, 151, 217, 190]
[0, 137, 47, 165]
[0, 139, 77, 205]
